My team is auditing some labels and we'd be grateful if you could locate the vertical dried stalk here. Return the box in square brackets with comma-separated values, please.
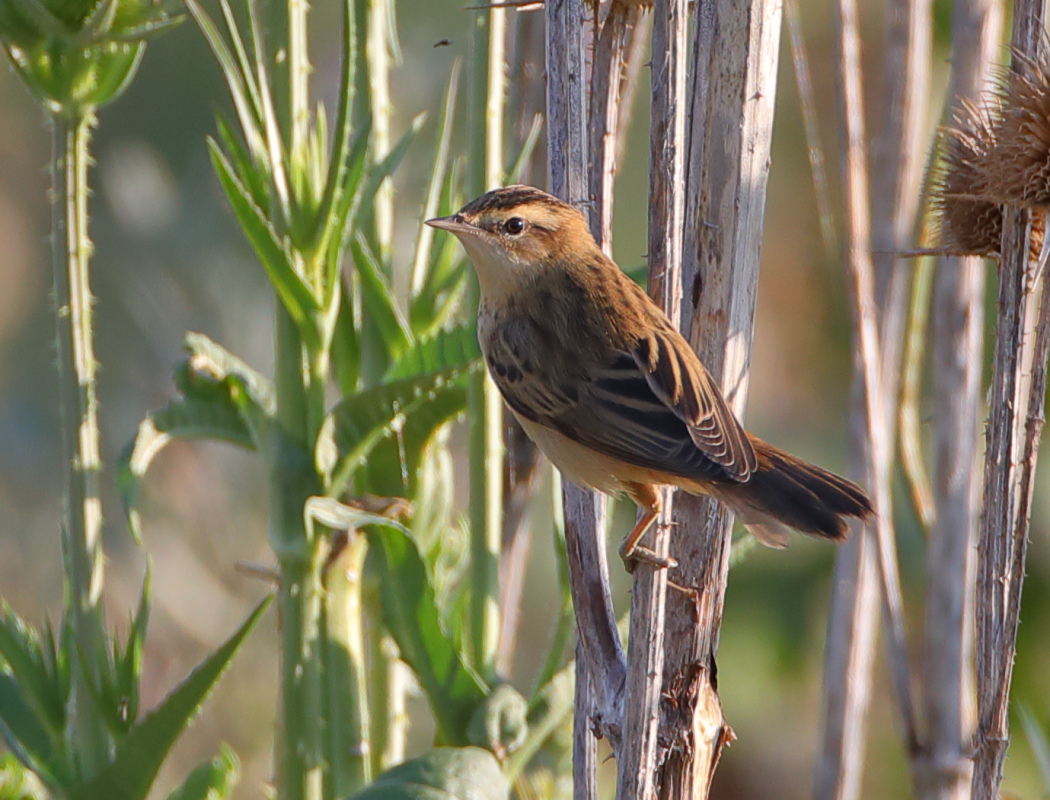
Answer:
[656, 0, 783, 795]
[615, 0, 686, 797]
[545, 3, 626, 797]
[815, 0, 923, 795]
[972, 4, 1047, 795]
[921, 2, 1002, 798]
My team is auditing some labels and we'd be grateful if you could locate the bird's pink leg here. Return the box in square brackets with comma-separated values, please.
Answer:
[619, 483, 677, 571]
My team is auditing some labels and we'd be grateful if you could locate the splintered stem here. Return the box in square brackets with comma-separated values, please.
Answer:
[51, 110, 110, 772]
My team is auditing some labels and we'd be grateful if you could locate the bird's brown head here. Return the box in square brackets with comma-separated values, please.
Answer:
[425, 185, 596, 299]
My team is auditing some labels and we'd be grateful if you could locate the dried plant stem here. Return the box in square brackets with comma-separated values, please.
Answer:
[52, 110, 110, 773]
[817, 0, 922, 796]
[615, 1, 687, 796]
[657, 0, 783, 795]
[545, 1, 626, 793]
[919, 2, 1001, 797]
[972, 4, 1046, 795]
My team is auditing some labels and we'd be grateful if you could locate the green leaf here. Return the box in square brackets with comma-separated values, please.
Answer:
[365, 527, 487, 745]
[348, 747, 508, 800]
[0, 674, 63, 789]
[318, 368, 472, 498]
[304, 496, 411, 538]
[0, 608, 63, 736]
[117, 570, 150, 729]
[383, 325, 480, 382]
[331, 278, 361, 397]
[350, 233, 411, 376]
[185, 0, 266, 163]
[410, 61, 460, 299]
[165, 745, 239, 800]
[214, 113, 269, 211]
[69, 598, 270, 800]
[118, 397, 254, 543]
[208, 142, 321, 349]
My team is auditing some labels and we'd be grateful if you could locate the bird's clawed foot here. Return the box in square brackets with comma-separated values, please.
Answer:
[618, 541, 678, 573]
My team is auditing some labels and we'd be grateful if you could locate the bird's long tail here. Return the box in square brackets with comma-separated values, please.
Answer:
[709, 437, 875, 548]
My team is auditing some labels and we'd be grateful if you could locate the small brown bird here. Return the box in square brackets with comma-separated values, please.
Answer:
[427, 185, 874, 569]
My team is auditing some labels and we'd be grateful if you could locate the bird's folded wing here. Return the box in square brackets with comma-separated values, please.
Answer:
[488, 325, 755, 484]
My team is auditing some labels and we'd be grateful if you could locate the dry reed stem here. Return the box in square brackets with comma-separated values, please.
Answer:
[545, 4, 627, 797]
[816, 0, 923, 797]
[920, 9, 1000, 797]
[972, 2, 1047, 795]
[614, 1, 686, 798]
[653, 0, 783, 795]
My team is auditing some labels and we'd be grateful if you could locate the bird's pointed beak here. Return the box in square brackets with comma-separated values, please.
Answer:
[425, 214, 474, 234]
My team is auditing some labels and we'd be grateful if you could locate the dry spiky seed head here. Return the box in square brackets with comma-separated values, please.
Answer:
[931, 99, 1004, 256]
[974, 49, 1050, 208]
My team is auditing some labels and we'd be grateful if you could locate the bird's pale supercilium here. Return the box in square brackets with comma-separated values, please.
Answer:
[426, 185, 874, 571]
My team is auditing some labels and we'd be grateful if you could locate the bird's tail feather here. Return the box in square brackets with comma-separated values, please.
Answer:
[710, 438, 875, 549]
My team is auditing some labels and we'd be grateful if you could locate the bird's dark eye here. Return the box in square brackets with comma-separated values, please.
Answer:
[503, 217, 526, 235]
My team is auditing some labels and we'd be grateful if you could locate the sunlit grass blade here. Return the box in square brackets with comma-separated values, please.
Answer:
[504, 113, 542, 184]
[411, 60, 461, 297]
[165, 745, 239, 800]
[215, 0, 262, 124]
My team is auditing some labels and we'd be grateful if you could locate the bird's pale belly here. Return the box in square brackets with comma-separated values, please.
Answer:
[511, 411, 677, 496]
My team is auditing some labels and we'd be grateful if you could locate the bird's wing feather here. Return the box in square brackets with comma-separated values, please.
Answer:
[484, 317, 755, 484]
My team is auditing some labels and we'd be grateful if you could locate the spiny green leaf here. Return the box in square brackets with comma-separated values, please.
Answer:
[68, 598, 270, 800]
[318, 367, 473, 498]
[185, 0, 266, 163]
[0, 608, 63, 736]
[208, 141, 321, 350]
[383, 325, 480, 383]
[350, 233, 412, 377]
[214, 113, 269, 212]
[0, 674, 63, 790]
[331, 278, 361, 397]
[118, 397, 253, 543]
[365, 528, 487, 745]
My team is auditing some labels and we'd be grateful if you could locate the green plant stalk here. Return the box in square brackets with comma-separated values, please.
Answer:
[51, 110, 111, 773]
[362, 574, 407, 775]
[272, 305, 326, 800]
[323, 534, 372, 795]
[465, 5, 506, 680]
[367, 0, 394, 260]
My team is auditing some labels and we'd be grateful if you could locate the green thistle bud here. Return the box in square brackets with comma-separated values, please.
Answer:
[0, 0, 181, 114]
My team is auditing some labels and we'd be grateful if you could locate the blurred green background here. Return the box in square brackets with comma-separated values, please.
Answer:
[0, 1, 1047, 797]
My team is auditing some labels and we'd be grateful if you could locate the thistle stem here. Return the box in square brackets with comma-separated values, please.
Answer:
[51, 109, 110, 772]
